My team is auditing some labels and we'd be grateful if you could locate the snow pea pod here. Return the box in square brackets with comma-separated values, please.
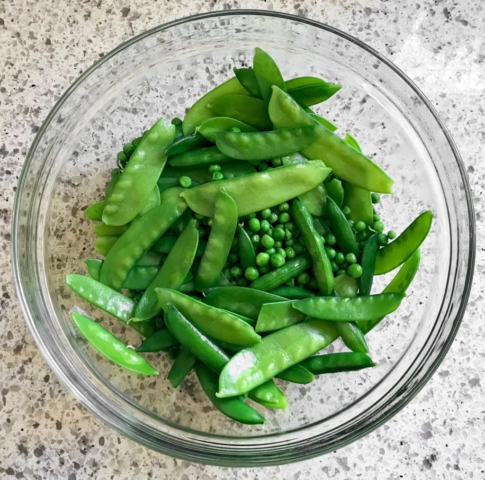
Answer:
[105, 168, 121, 199]
[135, 219, 199, 321]
[326, 179, 344, 208]
[344, 132, 361, 151]
[287, 82, 342, 107]
[181, 161, 331, 217]
[217, 318, 338, 397]
[100, 204, 185, 290]
[247, 380, 288, 409]
[93, 223, 128, 237]
[134, 186, 161, 219]
[166, 133, 209, 157]
[343, 182, 373, 226]
[253, 47, 286, 105]
[312, 217, 331, 237]
[275, 364, 315, 384]
[250, 253, 312, 292]
[155, 289, 261, 346]
[215, 125, 319, 161]
[286, 76, 341, 101]
[167, 347, 197, 388]
[270, 286, 315, 299]
[136, 328, 179, 353]
[359, 234, 379, 296]
[151, 235, 207, 257]
[197, 117, 258, 143]
[292, 200, 334, 295]
[183, 77, 250, 135]
[308, 113, 338, 132]
[269, 86, 394, 193]
[196, 190, 238, 290]
[238, 225, 256, 270]
[168, 146, 231, 168]
[374, 210, 432, 275]
[298, 183, 327, 216]
[93, 236, 115, 256]
[136, 251, 163, 267]
[300, 352, 375, 374]
[84, 201, 105, 221]
[293, 293, 405, 321]
[326, 196, 359, 256]
[233, 68, 262, 98]
[255, 300, 305, 333]
[72, 312, 158, 376]
[103, 118, 176, 226]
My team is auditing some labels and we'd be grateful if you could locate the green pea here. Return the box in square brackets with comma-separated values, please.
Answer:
[307, 278, 318, 290]
[387, 230, 397, 239]
[212, 171, 224, 181]
[268, 212, 279, 224]
[261, 234, 275, 248]
[197, 226, 207, 237]
[359, 241, 367, 250]
[325, 233, 337, 246]
[347, 263, 363, 277]
[260, 219, 271, 232]
[230, 266, 243, 278]
[278, 202, 290, 212]
[373, 214, 381, 222]
[285, 229, 293, 241]
[356, 230, 370, 242]
[276, 247, 287, 258]
[117, 151, 128, 164]
[297, 272, 310, 285]
[179, 176, 192, 188]
[245, 267, 260, 281]
[285, 238, 296, 247]
[259, 162, 270, 171]
[251, 234, 261, 245]
[337, 269, 346, 276]
[261, 208, 272, 219]
[285, 247, 296, 259]
[259, 265, 271, 275]
[377, 233, 389, 246]
[228, 253, 239, 264]
[223, 268, 232, 279]
[265, 247, 276, 255]
[285, 221, 297, 232]
[284, 279, 295, 286]
[325, 247, 336, 260]
[335, 252, 345, 265]
[348, 220, 355, 228]
[274, 241, 283, 248]
[354, 220, 367, 232]
[256, 252, 270, 266]
[248, 213, 257, 219]
[371, 193, 381, 204]
[273, 227, 285, 241]
[267, 228, 274, 238]
[123, 142, 135, 156]
[248, 218, 261, 232]
[230, 280, 238, 286]
[208, 164, 222, 173]
[345, 253, 357, 264]
[342, 206, 352, 218]
[279, 212, 291, 224]
[373, 221, 385, 233]
[293, 243, 305, 254]
[341, 262, 349, 270]
[272, 158, 283, 167]
[331, 261, 339, 272]
[249, 159, 262, 167]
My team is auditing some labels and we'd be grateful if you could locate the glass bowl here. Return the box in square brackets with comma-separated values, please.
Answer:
[12, 10, 475, 466]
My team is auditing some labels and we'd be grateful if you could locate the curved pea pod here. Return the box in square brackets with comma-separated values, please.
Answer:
[167, 347, 197, 388]
[196, 190, 238, 290]
[208, 95, 272, 130]
[94, 236, 118, 256]
[326, 179, 344, 208]
[312, 217, 331, 237]
[135, 219, 199, 321]
[195, 362, 266, 425]
[84, 201, 106, 221]
[103, 118, 176, 226]
[253, 47, 286, 105]
[359, 234, 379, 296]
[99, 204, 185, 290]
[93, 223, 128, 237]
[270, 286, 315, 299]
[134, 186, 161, 219]
[183, 77, 250, 135]
[72, 312, 158, 376]
[155, 289, 261, 346]
[250, 253, 313, 292]
[159, 187, 186, 207]
[217, 318, 339, 397]
[292, 293, 405, 321]
[166, 133, 209, 157]
[326, 196, 359, 256]
[151, 235, 207, 257]
[215, 125, 319, 161]
[136, 328, 179, 353]
[168, 146, 231, 168]
[275, 364, 315, 384]
[255, 301, 306, 333]
[203, 286, 284, 320]
[292, 200, 334, 295]
[287, 83, 342, 107]
[374, 210, 432, 275]
[344, 132, 361, 151]
[136, 251, 163, 267]
[105, 168, 121, 199]
[181, 161, 331, 217]
[300, 352, 375, 375]
[198, 116, 258, 143]
[343, 182, 373, 226]
[298, 183, 327, 216]
[359, 248, 421, 334]
[248, 380, 288, 409]
[308, 113, 338, 132]
[268, 86, 393, 194]
[122, 265, 160, 290]
[84, 258, 103, 281]
[237, 226, 256, 270]
[233, 68, 262, 98]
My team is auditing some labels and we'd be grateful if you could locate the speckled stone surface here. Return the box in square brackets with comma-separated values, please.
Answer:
[0, 1, 483, 478]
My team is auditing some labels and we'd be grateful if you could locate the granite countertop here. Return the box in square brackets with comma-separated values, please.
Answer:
[1, 1, 483, 478]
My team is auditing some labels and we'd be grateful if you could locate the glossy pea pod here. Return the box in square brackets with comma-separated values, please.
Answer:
[151, 235, 207, 257]
[275, 364, 315, 384]
[255, 300, 306, 333]
[285, 76, 342, 106]
[166, 133, 210, 157]
[168, 146, 232, 168]
[93, 223, 128, 237]
[298, 183, 327, 216]
[252, 47, 286, 105]
[270, 286, 315, 299]
[300, 352, 375, 375]
[359, 234, 379, 296]
[237, 225, 257, 270]
[105, 168, 121, 199]
[233, 68, 263, 97]
[134, 186, 161, 220]
[84, 200, 106, 221]
[197, 117, 258, 143]
[94, 236, 118, 256]
[326, 196, 359, 256]
[307, 113, 338, 132]
[167, 347, 197, 388]
[137, 328, 179, 353]
[325, 179, 344, 208]
[72, 312, 158, 376]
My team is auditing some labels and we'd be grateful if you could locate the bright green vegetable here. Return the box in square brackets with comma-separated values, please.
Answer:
[300, 352, 375, 374]
[255, 300, 305, 333]
[197, 117, 257, 142]
[167, 347, 197, 388]
[137, 328, 179, 353]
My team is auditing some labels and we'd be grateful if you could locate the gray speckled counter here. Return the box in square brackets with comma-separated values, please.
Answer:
[0, 1, 483, 478]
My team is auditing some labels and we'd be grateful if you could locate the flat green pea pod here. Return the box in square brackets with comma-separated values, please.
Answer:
[134, 186, 161, 219]
[168, 146, 231, 168]
[196, 190, 238, 290]
[136, 328, 179, 353]
[93, 223, 128, 237]
[326, 197, 359, 256]
[72, 312, 158, 375]
[344, 132, 361, 151]
[292, 200, 334, 295]
[100, 204, 185, 290]
[136, 251, 163, 266]
[293, 293, 405, 321]
[203, 286, 284, 320]
[248, 380, 288, 409]
[195, 362, 266, 425]
[275, 364, 315, 384]
[326, 179, 344, 208]
[308, 113, 338, 132]
[298, 183, 327, 216]
[155, 289, 261, 346]
[253, 47, 286, 105]
[183, 77, 250, 135]
[374, 210, 432, 275]
[250, 253, 312, 292]
[135, 219, 199, 321]
[84, 258, 103, 280]
[217, 318, 339, 397]
[268, 86, 394, 194]
[105, 168, 121, 199]
[285, 76, 341, 106]
[84, 201, 106, 221]
[94, 236, 118, 256]
[208, 95, 272, 130]
[255, 300, 306, 333]
[270, 286, 315, 299]
[233, 68, 263, 98]
[166, 133, 209, 156]
[103, 118, 176, 226]
[216, 126, 319, 161]
[238, 226, 256, 270]
[181, 161, 331, 217]
[360, 248, 421, 334]
[167, 347, 197, 388]
[359, 234, 379, 296]
[300, 352, 375, 375]
[197, 117, 258, 143]
[151, 235, 207, 257]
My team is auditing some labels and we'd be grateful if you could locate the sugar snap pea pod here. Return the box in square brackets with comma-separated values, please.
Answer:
[72, 312, 158, 376]
[181, 161, 331, 217]
[105, 168, 121, 199]
[157, 176, 180, 193]
[359, 234, 379, 296]
[84, 258, 102, 280]
[183, 77, 250, 135]
[298, 183, 327, 216]
[136, 327, 179, 353]
[334, 273, 359, 298]
[168, 146, 232, 168]
[166, 133, 210, 157]
[155, 289, 261, 346]
[122, 265, 159, 290]
[95, 236, 118, 256]
[167, 347, 197, 388]
[84, 201, 106, 221]
[343, 182, 373, 226]
[198, 117, 258, 143]
[217, 318, 339, 397]
[93, 223, 128, 237]
[269, 86, 393, 193]
[250, 253, 312, 292]
[103, 118, 176, 226]
[134, 186, 161, 219]
[179, 279, 196, 294]
[203, 287, 284, 320]
[196, 190, 238, 290]
[308, 113, 338, 132]
[248, 380, 288, 409]
[326, 197, 359, 256]
[292, 200, 334, 295]
[233, 68, 263, 98]
[135, 219, 199, 321]
[255, 301, 306, 333]
[195, 362, 266, 425]
[253, 47, 286, 105]
[374, 210, 432, 275]
[208, 95, 272, 130]
[300, 352, 375, 374]
[286, 76, 341, 98]
[275, 364, 315, 384]
[151, 235, 207, 257]
[293, 293, 405, 321]
[171, 209, 192, 235]
[270, 286, 315, 299]
[281, 152, 308, 165]
[100, 204, 185, 290]
[360, 248, 421, 334]
[326, 179, 344, 208]
[216, 125, 319, 161]
[344, 132, 361, 151]
[238, 225, 256, 270]
[312, 217, 331, 237]
[136, 251, 163, 267]
[287, 83, 342, 107]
